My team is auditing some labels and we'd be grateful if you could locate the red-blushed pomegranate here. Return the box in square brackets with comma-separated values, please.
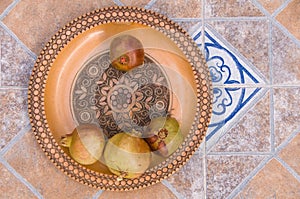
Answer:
[110, 35, 145, 71]
[145, 117, 184, 157]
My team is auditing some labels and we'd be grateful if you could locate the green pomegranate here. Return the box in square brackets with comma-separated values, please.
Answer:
[145, 117, 184, 157]
[110, 34, 145, 71]
[59, 124, 106, 165]
[104, 132, 151, 179]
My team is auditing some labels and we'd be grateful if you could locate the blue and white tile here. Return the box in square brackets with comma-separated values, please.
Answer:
[190, 24, 268, 150]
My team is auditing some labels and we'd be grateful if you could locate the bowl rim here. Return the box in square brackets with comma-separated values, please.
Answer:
[27, 6, 212, 191]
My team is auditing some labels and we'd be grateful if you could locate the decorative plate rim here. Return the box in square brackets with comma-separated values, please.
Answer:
[28, 6, 212, 191]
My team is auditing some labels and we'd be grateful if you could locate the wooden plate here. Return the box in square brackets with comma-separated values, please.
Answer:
[28, 6, 212, 191]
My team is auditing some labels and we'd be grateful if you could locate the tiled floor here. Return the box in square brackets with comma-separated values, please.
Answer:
[0, 0, 299, 198]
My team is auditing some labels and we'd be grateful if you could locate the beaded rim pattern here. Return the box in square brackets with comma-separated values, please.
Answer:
[28, 6, 212, 191]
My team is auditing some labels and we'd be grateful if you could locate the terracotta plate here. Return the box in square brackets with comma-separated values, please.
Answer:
[28, 6, 212, 191]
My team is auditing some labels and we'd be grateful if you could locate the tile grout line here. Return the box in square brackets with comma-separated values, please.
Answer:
[227, 155, 274, 199]
[212, 83, 300, 88]
[250, 0, 300, 48]
[270, 0, 293, 18]
[191, 12, 300, 48]
[0, 157, 43, 199]
[269, 18, 275, 154]
[171, 18, 202, 22]
[144, 0, 157, 9]
[249, 0, 269, 16]
[275, 130, 300, 154]
[0, 86, 28, 90]
[274, 131, 300, 182]
[201, 0, 205, 54]
[113, 0, 124, 6]
[0, 32, 2, 87]
[249, 0, 272, 17]
[202, 119, 207, 199]
[270, 88, 275, 153]
[208, 152, 272, 156]
[271, 19, 300, 48]
[92, 190, 104, 199]
[161, 180, 185, 199]
[0, 0, 20, 20]
[0, 21, 37, 60]
[204, 16, 268, 21]
[275, 156, 300, 183]
[229, 130, 300, 197]
[268, 18, 273, 85]
[0, 125, 31, 156]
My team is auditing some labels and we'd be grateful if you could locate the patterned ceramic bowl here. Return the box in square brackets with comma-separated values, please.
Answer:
[28, 6, 212, 191]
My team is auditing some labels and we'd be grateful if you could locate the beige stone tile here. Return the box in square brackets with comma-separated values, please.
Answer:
[167, 153, 204, 198]
[0, 162, 37, 199]
[208, 20, 270, 81]
[0, 0, 13, 14]
[257, 0, 286, 14]
[206, 155, 264, 198]
[205, 0, 264, 17]
[3, 130, 99, 199]
[3, 0, 116, 54]
[151, 0, 202, 18]
[119, 0, 151, 7]
[272, 25, 300, 84]
[279, 133, 300, 175]
[276, 0, 300, 40]
[0, 26, 35, 87]
[211, 91, 271, 152]
[236, 159, 300, 198]
[0, 89, 28, 150]
[274, 88, 300, 148]
[98, 183, 177, 199]
[176, 21, 201, 33]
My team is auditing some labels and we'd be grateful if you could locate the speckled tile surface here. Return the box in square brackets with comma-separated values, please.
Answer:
[0, 89, 28, 149]
[274, 88, 300, 148]
[211, 91, 271, 152]
[119, 0, 151, 7]
[206, 155, 265, 199]
[276, 0, 300, 40]
[0, 162, 37, 199]
[151, 0, 202, 18]
[207, 20, 270, 81]
[272, 25, 300, 84]
[205, 0, 264, 17]
[167, 153, 204, 198]
[0, 26, 35, 87]
[177, 21, 202, 33]
[278, 132, 300, 175]
[99, 183, 177, 199]
[1, 0, 300, 198]
[0, 0, 12, 16]
[257, 0, 286, 14]
[2, 0, 117, 54]
[236, 159, 300, 198]
[3, 131, 99, 199]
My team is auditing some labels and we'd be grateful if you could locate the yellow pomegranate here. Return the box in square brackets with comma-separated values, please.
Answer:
[59, 124, 106, 165]
[104, 132, 151, 179]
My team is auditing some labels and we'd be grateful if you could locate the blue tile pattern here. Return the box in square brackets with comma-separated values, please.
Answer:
[190, 26, 267, 146]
